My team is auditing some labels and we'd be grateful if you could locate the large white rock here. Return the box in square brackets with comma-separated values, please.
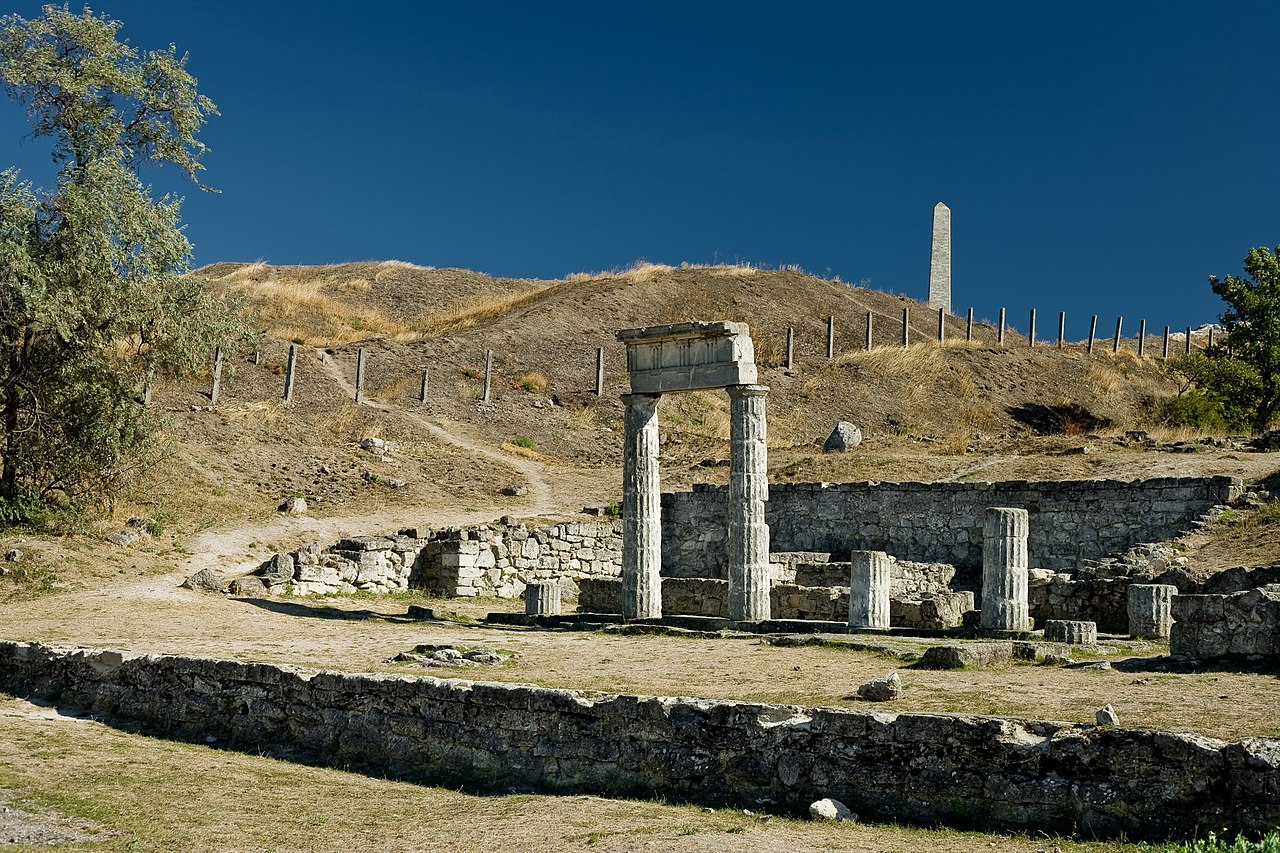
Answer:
[809, 798, 855, 821]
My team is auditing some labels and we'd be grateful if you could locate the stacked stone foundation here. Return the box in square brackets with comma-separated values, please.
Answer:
[1, 642, 1277, 841]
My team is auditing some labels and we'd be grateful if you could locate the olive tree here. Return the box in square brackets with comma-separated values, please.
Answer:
[0, 6, 249, 519]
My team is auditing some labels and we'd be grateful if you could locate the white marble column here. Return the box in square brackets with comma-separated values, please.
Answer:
[621, 393, 662, 620]
[980, 507, 1030, 633]
[727, 384, 770, 622]
[849, 550, 891, 629]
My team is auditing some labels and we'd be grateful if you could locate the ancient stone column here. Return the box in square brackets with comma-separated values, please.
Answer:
[621, 393, 662, 620]
[848, 550, 891, 629]
[524, 581, 561, 616]
[980, 507, 1030, 633]
[1128, 583, 1177, 639]
[928, 202, 951, 313]
[727, 384, 770, 622]
[1044, 619, 1097, 645]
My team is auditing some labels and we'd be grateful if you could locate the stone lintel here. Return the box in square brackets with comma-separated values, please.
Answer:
[617, 320, 757, 393]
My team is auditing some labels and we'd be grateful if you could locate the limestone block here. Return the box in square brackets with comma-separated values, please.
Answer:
[918, 642, 1013, 670]
[1128, 584, 1177, 639]
[1044, 620, 1097, 645]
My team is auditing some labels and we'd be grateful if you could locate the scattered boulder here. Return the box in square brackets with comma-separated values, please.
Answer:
[3, 548, 21, 562]
[918, 642, 1013, 670]
[386, 478, 407, 489]
[823, 421, 863, 453]
[359, 437, 386, 452]
[1096, 704, 1120, 726]
[105, 529, 141, 547]
[180, 568, 225, 593]
[260, 552, 295, 586]
[278, 496, 308, 515]
[808, 798, 855, 821]
[227, 576, 267, 597]
[500, 485, 528, 497]
[856, 672, 901, 702]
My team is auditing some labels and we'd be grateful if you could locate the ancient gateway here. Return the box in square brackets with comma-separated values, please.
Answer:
[616, 321, 770, 622]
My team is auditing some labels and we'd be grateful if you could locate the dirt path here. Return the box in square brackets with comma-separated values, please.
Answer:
[317, 349, 554, 513]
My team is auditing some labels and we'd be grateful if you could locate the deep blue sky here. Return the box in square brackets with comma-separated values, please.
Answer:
[3, 1, 1279, 334]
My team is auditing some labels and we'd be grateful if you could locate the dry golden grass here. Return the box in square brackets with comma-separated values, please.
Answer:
[212, 265, 419, 347]
[412, 283, 561, 337]
[321, 402, 378, 439]
[512, 370, 550, 393]
[367, 374, 421, 405]
[220, 400, 292, 428]
[659, 391, 731, 440]
[564, 260, 760, 284]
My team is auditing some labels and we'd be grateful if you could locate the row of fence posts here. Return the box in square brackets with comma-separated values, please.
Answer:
[208, 311, 1214, 407]
[780, 310, 1210, 362]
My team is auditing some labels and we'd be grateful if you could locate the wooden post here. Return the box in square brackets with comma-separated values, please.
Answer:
[865, 311, 873, 351]
[826, 315, 835, 359]
[998, 308, 1006, 346]
[210, 346, 224, 406]
[1057, 311, 1065, 349]
[1028, 308, 1037, 348]
[1113, 316, 1123, 353]
[1087, 315, 1098, 354]
[420, 368, 429, 403]
[966, 307, 974, 342]
[595, 346, 605, 395]
[354, 347, 366, 404]
[483, 349, 493, 403]
[251, 349, 260, 366]
[1163, 326, 1170, 359]
[1185, 326, 1192, 355]
[1208, 327, 1215, 350]
[284, 344, 298, 403]
[785, 327, 795, 370]
[902, 307, 910, 348]
[1137, 319, 1146, 357]
[937, 307, 945, 343]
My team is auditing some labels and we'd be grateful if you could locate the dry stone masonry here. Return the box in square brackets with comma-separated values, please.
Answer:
[2, 642, 1277, 841]
[1044, 620, 1098, 645]
[661, 477, 1241, 577]
[1170, 586, 1280, 659]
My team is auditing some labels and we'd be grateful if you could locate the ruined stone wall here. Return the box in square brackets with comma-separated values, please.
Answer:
[662, 477, 1240, 577]
[1, 642, 1276, 841]
[579, 578, 972, 629]
[271, 519, 622, 598]
[1170, 586, 1280, 659]
[418, 519, 622, 598]
[1028, 575, 1132, 634]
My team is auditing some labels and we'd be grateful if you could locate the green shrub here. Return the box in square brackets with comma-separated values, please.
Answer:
[511, 436, 535, 450]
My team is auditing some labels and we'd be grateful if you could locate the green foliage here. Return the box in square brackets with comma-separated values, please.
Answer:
[603, 500, 622, 518]
[1199, 246, 1280, 433]
[511, 436, 535, 449]
[0, 7, 252, 520]
[1149, 830, 1280, 853]
[1163, 353, 1257, 431]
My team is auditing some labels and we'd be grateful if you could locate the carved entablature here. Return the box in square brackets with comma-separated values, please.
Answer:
[615, 321, 757, 394]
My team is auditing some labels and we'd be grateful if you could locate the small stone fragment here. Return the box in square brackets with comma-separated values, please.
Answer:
[359, 437, 386, 452]
[278, 496, 308, 515]
[105, 529, 141, 547]
[808, 798, 854, 821]
[500, 485, 528, 496]
[856, 671, 901, 702]
[1096, 704, 1120, 726]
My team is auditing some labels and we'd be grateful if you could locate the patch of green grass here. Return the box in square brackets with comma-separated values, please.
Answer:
[511, 436, 535, 450]
[1145, 831, 1280, 853]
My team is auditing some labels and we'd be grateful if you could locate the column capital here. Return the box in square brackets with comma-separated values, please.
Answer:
[726, 383, 769, 399]
[620, 392, 661, 409]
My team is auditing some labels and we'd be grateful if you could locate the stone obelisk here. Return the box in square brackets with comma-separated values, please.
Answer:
[928, 202, 951, 314]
